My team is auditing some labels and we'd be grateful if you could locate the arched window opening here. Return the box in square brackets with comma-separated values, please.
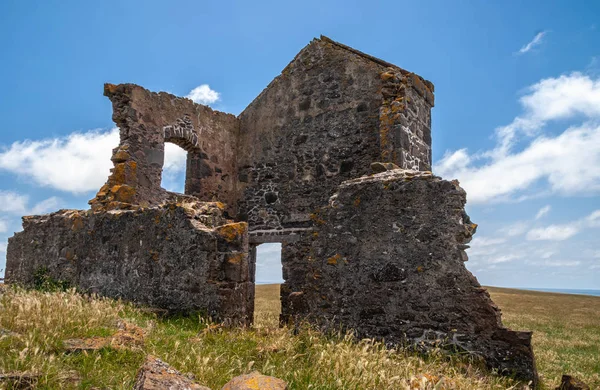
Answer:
[161, 142, 188, 194]
[253, 242, 283, 327]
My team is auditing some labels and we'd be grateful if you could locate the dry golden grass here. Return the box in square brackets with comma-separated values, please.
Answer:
[487, 287, 600, 389]
[0, 284, 597, 389]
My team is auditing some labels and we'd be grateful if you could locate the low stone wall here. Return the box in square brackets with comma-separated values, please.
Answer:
[287, 169, 537, 384]
[5, 202, 253, 325]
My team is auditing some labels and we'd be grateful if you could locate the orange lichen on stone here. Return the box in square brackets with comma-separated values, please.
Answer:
[111, 163, 127, 184]
[227, 253, 244, 264]
[309, 212, 326, 226]
[353, 197, 361, 207]
[104, 83, 118, 95]
[222, 372, 287, 390]
[65, 248, 75, 262]
[327, 253, 342, 265]
[110, 185, 136, 203]
[71, 215, 84, 231]
[111, 149, 130, 163]
[216, 222, 247, 242]
[380, 71, 395, 81]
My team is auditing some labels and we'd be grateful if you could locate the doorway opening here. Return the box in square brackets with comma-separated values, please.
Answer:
[253, 242, 283, 327]
[161, 143, 188, 193]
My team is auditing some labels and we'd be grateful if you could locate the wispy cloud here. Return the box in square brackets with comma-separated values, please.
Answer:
[435, 72, 600, 204]
[526, 224, 579, 241]
[526, 209, 600, 241]
[518, 31, 548, 55]
[535, 205, 551, 219]
[186, 84, 220, 105]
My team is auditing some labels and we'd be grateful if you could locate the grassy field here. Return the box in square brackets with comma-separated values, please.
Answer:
[0, 284, 598, 389]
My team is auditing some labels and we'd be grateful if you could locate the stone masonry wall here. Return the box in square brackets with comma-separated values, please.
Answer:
[90, 84, 239, 215]
[283, 169, 537, 384]
[5, 202, 253, 325]
[236, 36, 434, 234]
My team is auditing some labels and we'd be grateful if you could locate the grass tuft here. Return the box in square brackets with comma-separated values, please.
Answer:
[0, 284, 597, 389]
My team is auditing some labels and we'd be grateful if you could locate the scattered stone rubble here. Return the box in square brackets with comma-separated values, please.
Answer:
[134, 356, 211, 390]
[5, 35, 537, 384]
[63, 320, 146, 352]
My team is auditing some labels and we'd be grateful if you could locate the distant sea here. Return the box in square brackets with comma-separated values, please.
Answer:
[520, 288, 600, 297]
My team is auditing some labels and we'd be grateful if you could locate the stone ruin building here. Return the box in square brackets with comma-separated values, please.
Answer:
[5, 36, 537, 384]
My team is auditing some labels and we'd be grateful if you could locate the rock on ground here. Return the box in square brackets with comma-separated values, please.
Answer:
[556, 375, 590, 390]
[221, 372, 287, 390]
[134, 355, 211, 390]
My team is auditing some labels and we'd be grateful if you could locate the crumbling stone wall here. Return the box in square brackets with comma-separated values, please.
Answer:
[90, 84, 239, 215]
[236, 36, 433, 234]
[5, 35, 537, 384]
[5, 202, 253, 325]
[283, 169, 536, 384]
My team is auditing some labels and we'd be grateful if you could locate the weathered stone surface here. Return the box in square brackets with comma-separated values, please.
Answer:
[556, 375, 590, 390]
[370, 161, 400, 173]
[91, 84, 239, 214]
[221, 372, 287, 390]
[63, 337, 110, 352]
[237, 36, 433, 237]
[5, 35, 537, 384]
[282, 169, 537, 385]
[6, 202, 253, 325]
[134, 355, 211, 390]
[63, 320, 146, 352]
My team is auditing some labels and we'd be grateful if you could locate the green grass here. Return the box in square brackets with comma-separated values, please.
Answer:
[0, 284, 597, 389]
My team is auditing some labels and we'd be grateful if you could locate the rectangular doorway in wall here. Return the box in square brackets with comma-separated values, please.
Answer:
[253, 242, 283, 328]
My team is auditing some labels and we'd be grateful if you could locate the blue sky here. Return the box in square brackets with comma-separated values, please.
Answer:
[0, 0, 599, 289]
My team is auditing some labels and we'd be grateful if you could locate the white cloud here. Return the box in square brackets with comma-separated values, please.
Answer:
[0, 129, 118, 193]
[488, 253, 522, 264]
[0, 241, 6, 253]
[585, 210, 600, 227]
[186, 84, 220, 105]
[29, 197, 61, 215]
[526, 209, 600, 241]
[163, 143, 188, 173]
[535, 205, 551, 219]
[0, 191, 29, 214]
[0, 191, 61, 216]
[0, 220, 8, 234]
[498, 221, 530, 237]
[0, 128, 190, 196]
[518, 31, 547, 55]
[526, 224, 580, 241]
[160, 143, 188, 193]
[435, 73, 600, 204]
[542, 260, 581, 267]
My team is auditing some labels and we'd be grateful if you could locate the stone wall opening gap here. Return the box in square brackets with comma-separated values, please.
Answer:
[160, 142, 189, 194]
[251, 242, 283, 327]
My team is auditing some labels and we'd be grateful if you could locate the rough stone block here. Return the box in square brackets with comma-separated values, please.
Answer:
[289, 169, 537, 385]
[6, 202, 252, 325]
